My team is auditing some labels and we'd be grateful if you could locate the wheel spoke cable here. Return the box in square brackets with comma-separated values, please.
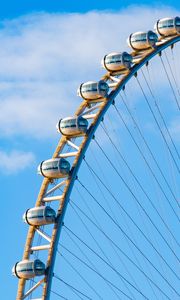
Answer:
[113, 101, 180, 221]
[68, 201, 174, 300]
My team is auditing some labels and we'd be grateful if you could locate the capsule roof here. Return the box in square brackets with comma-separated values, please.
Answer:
[155, 17, 180, 36]
[12, 259, 46, 279]
[102, 51, 132, 72]
[23, 205, 56, 226]
[37, 158, 70, 179]
[127, 31, 158, 50]
[77, 80, 109, 101]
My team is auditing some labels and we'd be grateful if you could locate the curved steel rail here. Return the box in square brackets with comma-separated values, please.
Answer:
[16, 35, 180, 300]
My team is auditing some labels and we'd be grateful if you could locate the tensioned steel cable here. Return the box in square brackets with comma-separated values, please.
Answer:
[135, 74, 180, 173]
[64, 226, 122, 300]
[27, 280, 33, 300]
[51, 286, 71, 300]
[64, 228, 139, 300]
[90, 140, 180, 268]
[90, 140, 154, 243]
[41, 219, 138, 299]
[42, 225, 131, 299]
[83, 158, 178, 294]
[15, 38, 180, 300]
[31, 279, 70, 300]
[100, 117, 179, 276]
[63, 232, 135, 300]
[159, 53, 180, 110]
[101, 113, 177, 273]
[63, 194, 134, 299]
[141, 66, 180, 163]
[75, 185, 142, 295]
[83, 149, 161, 298]
[164, 50, 180, 106]
[62, 230, 136, 300]
[44, 127, 179, 298]
[122, 85, 180, 209]
[64, 208, 155, 300]
[142, 66, 180, 208]
[113, 102, 180, 222]
[68, 195, 137, 300]
[171, 46, 180, 91]
[64, 205, 173, 300]
[77, 176, 180, 297]
[61, 242, 145, 300]
[58, 250, 103, 300]
[105, 108, 178, 261]
[54, 275, 92, 300]
[86, 146, 153, 271]
[55, 177, 137, 296]
[43, 215, 172, 300]
[100, 120, 180, 247]
[61, 238, 136, 300]
[68, 202, 156, 299]
[51, 290, 69, 300]
[70, 189, 143, 299]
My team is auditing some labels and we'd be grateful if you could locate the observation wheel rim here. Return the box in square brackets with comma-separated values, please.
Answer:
[17, 35, 180, 300]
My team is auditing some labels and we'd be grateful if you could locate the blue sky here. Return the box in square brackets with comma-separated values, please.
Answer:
[0, 0, 179, 18]
[1, 1, 180, 299]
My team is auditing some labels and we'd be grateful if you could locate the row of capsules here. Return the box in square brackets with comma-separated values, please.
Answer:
[12, 17, 180, 282]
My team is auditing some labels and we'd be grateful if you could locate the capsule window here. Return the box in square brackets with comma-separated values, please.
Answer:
[176, 19, 180, 26]
[149, 33, 157, 40]
[83, 83, 97, 92]
[19, 262, 33, 272]
[106, 55, 122, 64]
[131, 33, 147, 42]
[78, 117, 88, 127]
[61, 119, 76, 129]
[99, 82, 108, 91]
[35, 261, 44, 270]
[60, 159, 69, 170]
[113, 57, 122, 63]
[159, 19, 174, 29]
[123, 53, 132, 62]
[46, 207, 55, 217]
[29, 209, 44, 219]
[43, 161, 59, 171]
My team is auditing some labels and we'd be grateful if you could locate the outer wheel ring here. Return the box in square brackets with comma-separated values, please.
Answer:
[16, 35, 180, 300]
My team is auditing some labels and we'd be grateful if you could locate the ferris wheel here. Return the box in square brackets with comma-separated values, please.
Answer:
[13, 17, 180, 300]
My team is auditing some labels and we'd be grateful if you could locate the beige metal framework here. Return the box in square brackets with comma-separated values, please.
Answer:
[16, 32, 180, 300]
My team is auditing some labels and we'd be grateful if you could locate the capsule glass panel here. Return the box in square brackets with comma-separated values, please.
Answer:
[38, 158, 70, 179]
[23, 206, 56, 226]
[102, 52, 132, 71]
[58, 116, 88, 136]
[155, 17, 180, 36]
[128, 31, 158, 50]
[78, 81, 109, 100]
[12, 259, 45, 279]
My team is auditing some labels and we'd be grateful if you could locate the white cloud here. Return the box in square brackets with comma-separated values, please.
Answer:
[0, 150, 35, 174]
[0, 6, 179, 138]
[169, 118, 180, 142]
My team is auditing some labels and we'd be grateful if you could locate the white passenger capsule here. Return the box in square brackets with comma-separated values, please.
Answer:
[77, 80, 109, 100]
[57, 116, 88, 136]
[102, 52, 132, 72]
[23, 206, 56, 226]
[155, 17, 180, 36]
[128, 31, 158, 50]
[12, 259, 45, 279]
[38, 158, 70, 179]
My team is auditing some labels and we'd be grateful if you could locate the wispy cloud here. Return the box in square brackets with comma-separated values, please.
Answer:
[0, 150, 35, 174]
[0, 6, 179, 139]
[169, 118, 180, 142]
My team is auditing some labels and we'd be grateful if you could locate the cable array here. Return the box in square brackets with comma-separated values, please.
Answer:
[14, 20, 180, 300]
